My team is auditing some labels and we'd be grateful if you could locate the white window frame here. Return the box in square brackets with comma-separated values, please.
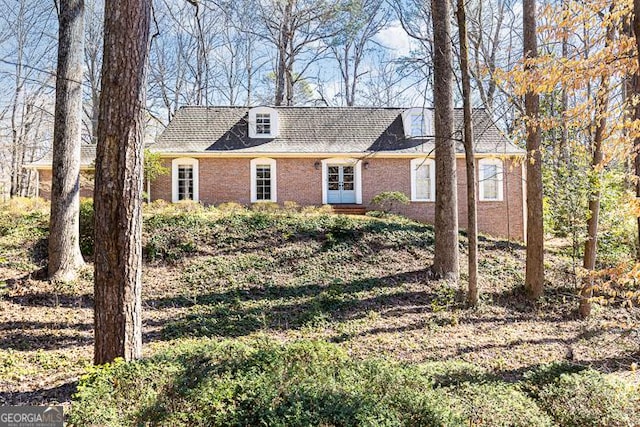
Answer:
[250, 158, 277, 203]
[402, 108, 433, 137]
[171, 157, 199, 203]
[248, 106, 279, 138]
[478, 158, 504, 201]
[410, 158, 436, 202]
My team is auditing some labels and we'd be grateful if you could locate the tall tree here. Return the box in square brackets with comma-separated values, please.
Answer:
[0, 0, 56, 196]
[431, 0, 459, 281]
[523, 0, 544, 300]
[634, 0, 640, 261]
[93, 0, 151, 364]
[256, 0, 339, 105]
[328, 0, 388, 106]
[578, 10, 614, 318]
[48, 0, 85, 281]
[82, 0, 103, 144]
[456, 0, 478, 306]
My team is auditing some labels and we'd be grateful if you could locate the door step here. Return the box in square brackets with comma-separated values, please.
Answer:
[330, 205, 367, 216]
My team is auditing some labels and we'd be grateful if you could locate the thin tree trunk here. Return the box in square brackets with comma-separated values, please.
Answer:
[523, 0, 544, 300]
[431, 0, 459, 281]
[274, 0, 291, 106]
[93, 0, 151, 364]
[48, 0, 85, 282]
[579, 11, 614, 318]
[579, 115, 605, 316]
[456, 0, 478, 306]
[634, 0, 640, 261]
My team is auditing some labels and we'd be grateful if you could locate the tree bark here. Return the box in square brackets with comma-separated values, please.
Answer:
[48, 0, 85, 282]
[431, 0, 459, 281]
[456, 0, 478, 306]
[634, 0, 640, 261]
[578, 10, 614, 318]
[93, 0, 151, 364]
[523, 0, 544, 300]
[274, 0, 292, 106]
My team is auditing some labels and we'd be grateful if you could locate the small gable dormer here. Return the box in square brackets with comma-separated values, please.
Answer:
[248, 106, 279, 138]
[402, 108, 433, 138]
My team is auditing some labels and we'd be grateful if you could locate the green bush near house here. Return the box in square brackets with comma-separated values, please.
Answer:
[370, 191, 410, 215]
[78, 198, 94, 257]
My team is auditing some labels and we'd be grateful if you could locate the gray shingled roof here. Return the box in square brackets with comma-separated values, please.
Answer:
[152, 106, 522, 155]
[27, 144, 97, 168]
[28, 106, 522, 168]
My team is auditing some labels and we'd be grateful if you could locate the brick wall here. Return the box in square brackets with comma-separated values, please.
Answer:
[39, 155, 525, 240]
[362, 157, 524, 240]
[37, 169, 94, 200]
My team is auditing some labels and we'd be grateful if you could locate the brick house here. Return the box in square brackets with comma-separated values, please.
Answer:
[29, 106, 526, 240]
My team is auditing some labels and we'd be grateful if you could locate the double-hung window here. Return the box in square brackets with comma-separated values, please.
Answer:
[410, 158, 435, 201]
[250, 158, 277, 202]
[479, 158, 503, 201]
[411, 114, 424, 137]
[171, 158, 199, 203]
[256, 113, 271, 135]
[255, 164, 272, 201]
[177, 165, 194, 200]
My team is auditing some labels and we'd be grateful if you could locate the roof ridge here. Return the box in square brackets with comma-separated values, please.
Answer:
[175, 105, 488, 112]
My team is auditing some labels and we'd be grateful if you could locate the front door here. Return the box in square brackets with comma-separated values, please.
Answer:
[327, 165, 356, 204]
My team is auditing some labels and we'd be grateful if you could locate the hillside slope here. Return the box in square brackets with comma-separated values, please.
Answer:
[0, 199, 638, 413]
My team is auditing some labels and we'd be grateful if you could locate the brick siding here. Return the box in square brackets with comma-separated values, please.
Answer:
[37, 156, 525, 240]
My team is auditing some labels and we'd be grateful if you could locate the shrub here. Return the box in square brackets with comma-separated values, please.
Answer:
[371, 192, 409, 214]
[283, 200, 300, 212]
[71, 340, 560, 427]
[529, 367, 639, 426]
[216, 201, 246, 213]
[300, 204, 333, 215]
[78, 198, 94, 257]
[251, 201, 280, 212]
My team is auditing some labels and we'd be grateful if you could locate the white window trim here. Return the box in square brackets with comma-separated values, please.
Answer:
[248, 106, 279, 138]
[410, 158, 436, 202]
[320, 158, 362, 205]
[402, 108, 433, 138]
[171, 157, 199, 203]
[478, 157, 504, 201]
[250, 157, 277, 203]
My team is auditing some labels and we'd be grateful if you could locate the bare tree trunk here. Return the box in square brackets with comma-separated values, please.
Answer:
[578, 11, 614, 318]
[579, 116, 605, 317]
[431, 0, 459, 281]
[48, 0, 85, 282]
[456, 0, 478, 306]
[93, 0, 150, 364]
[523, 0, 544, 300]
[274, 0, 291, 106]
[634, 0, 640, 261]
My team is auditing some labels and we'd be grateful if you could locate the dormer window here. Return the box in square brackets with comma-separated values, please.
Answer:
[402, 108, 433, 138]
[248, 106, 279, 138]
[411, 114, 423, 136]
[256, 113, 271, 135]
